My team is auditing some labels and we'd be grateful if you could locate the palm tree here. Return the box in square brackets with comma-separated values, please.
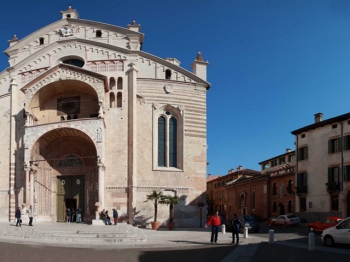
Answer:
[145, 190, 165, 222]
[160, 195, 180, 222]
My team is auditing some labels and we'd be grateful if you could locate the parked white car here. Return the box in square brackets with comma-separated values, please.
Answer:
[322, 217, 350, 247]
[270, 214, 300, 226]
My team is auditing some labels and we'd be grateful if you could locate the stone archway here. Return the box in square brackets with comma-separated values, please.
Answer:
[29, 128, 98, 222]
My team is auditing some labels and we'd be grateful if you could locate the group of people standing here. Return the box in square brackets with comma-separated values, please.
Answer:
[66, 206, 83, 223]
[205, 212, 243, 245]
[15, 205, 34, 227]
[100, 208, 118, 225]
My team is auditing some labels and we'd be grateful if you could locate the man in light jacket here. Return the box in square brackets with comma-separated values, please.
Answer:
[28, 205, 33, 226]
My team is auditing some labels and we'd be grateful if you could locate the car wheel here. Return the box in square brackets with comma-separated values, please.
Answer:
[283, 222, 288, 227]
[324, 235, 334, 247]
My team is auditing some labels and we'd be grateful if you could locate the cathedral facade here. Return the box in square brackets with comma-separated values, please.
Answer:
[0, 7, 210, 227]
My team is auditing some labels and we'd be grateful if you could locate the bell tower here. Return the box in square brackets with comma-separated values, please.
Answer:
[60, 6, 79, 19]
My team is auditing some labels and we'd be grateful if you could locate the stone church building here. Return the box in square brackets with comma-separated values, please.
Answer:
[0, 7, 210, 227]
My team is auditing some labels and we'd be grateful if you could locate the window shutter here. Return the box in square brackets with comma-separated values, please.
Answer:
[328, 168, 332, 183]
[297, 173, 301, 187]
[346, 136, 350, 151]
[305, 146, 308, 159]
[328, 140, 332, 154]
[338, 137, 343, 152]
[297, 148, 300, 161]
[304, 172, 308, 186]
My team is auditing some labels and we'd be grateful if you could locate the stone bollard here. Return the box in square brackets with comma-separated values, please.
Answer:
[309, 232, 315, 251]
[244, 227, 248, 238]
[269, 229, 274, 243]
[222, 224, 226, 234]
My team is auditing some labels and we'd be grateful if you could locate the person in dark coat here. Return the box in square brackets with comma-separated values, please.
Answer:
[15, 207, 21, 227]
[231, 213, 243, 245]
[112, 208, 118, 225]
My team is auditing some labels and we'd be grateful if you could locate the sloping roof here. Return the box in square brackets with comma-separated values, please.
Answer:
[291, 112, 350, 135]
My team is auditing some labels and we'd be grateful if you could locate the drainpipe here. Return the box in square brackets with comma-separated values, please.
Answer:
[295, 134, 299, 212]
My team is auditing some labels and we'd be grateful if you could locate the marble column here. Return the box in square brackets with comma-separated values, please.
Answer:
[97, 161, 105, 208]
[30, 170, 34, 205]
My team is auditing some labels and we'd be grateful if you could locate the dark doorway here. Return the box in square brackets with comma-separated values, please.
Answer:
[279, 204, 285, 215]
[66, 199, 77, 222]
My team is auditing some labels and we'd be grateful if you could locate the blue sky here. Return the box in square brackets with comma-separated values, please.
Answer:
[1, 0, 350, 176]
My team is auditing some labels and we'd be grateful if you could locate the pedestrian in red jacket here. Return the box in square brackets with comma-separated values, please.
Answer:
[205, 211, 221, 244]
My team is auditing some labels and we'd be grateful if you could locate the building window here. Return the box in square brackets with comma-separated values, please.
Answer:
[288, 154, 295, 162]
[158, 116, 166, 167]
[279, 157, 285, 165]
[332, 124, 337, 129]
[66, 14, 71, 18]
[328, 167, 340, 192]
[263, 163, 269, 170]
[345, 135, 350, 150]
[63, 59, 84, 68]
[109, 77, 116, 90]
[328, 138, 342, 154]
[297, 172, 307, 193]
[271, 160, 277, 167]
[280, 183, 284, 194]
[251, 191, 255, 209]
[117, 93, 122, 108]
[287, 200, 292, 213]
[301, 134, 305, 138]
[117, 77, 123, 89]
[165, 69, 171, 79]
[273, 182, 277, 196]
[300, 198, 306, 211]
[110, 93, 115, 108]
[272, 201, 277, 213]
[287, 180, 293, 194]
[331, 195, 339, 211]
[154, 105, 183, 169]
[345, 165, 350, 181]
[96, 30, 102, 37]
[298, 146, 308, 161]
[39, 37, 44, 45]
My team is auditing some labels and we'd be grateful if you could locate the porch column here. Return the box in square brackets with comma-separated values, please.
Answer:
[24, 166, 30, 206]
[30, 170, 34, 205]
[98, 160, 105, 208]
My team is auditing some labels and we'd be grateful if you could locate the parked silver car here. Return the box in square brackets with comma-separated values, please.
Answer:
[322, 217, 350, 247]
[270, 214, 300, 226]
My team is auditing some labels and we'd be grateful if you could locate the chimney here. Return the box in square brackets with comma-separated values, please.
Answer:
[191, 51, 209, 81]
[237, 166, 242, 171]
[8, 35, 18, 47]
[286, 148, 291, 153]
[314, 113, 323, 123]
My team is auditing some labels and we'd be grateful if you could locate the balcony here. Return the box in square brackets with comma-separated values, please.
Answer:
[326, 182, 340, 193]
[296, 185, 308, 195]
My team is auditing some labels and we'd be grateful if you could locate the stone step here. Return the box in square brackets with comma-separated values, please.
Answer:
[0, 224, 147, 245]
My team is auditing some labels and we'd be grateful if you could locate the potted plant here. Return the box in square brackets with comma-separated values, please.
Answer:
[144, 190, 165, 230]
[161, 195, 180, 230]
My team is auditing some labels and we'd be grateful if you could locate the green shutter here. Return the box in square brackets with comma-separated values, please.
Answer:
[346, 136, 350, 150]
[328, 140, 332, 154]
[297, 173, 301, 187]
[304, 172, 308, 186]
[328, 168, 332, 183]
[305, 146, 308, 159]
[338, 137, 343, 152]
[297, 148, 300, 161]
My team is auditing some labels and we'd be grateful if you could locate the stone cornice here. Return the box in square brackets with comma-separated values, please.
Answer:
[5, 18, 144, 55]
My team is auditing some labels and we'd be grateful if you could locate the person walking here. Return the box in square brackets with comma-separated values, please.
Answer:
[231, 213, 243, 245]
[28, 205, 33, 226]
[112, 208, 118, 225]
[66, 208, 72, 223]
[205, 211, 221, 244]
[76, 206, 82, 223]
[15, 207, 21, 227]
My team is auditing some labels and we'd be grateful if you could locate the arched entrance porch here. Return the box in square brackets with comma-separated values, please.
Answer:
[29, 128, 99, 222]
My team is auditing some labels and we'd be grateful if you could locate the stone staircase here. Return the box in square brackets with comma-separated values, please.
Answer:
[0, 222, 147, 246]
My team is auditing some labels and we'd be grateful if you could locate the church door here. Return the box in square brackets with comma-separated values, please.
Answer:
[57, 175, 85, 222]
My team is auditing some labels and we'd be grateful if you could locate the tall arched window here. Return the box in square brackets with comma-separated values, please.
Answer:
[251, 191, 255, 209]
[117, 77, 123, 89]
[117, 93, 122, 108]
[288, 200, 292, 213]
[158, 116, 166, 167]
[273, 201, 277, 213]
[273, 182, 277, 195]
[109, 77, 116, 90]
[110, 93, 115, 108]
[154, 105, 183, 169]
[169, 117, 177, 167]
[165, 69, 171, 79]
[96, 30, 102, 37]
